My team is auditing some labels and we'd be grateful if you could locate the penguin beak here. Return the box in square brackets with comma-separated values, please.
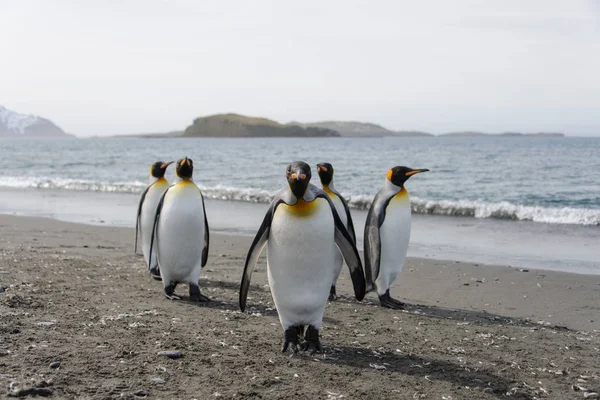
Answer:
[161, 161, 174, 169]
[405, 169, 429, 177]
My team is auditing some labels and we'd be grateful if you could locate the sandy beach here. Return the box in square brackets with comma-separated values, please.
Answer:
[0, 214, 599, 399]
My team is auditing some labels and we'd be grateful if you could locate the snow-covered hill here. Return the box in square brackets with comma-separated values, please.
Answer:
[0, 105, 70, 137]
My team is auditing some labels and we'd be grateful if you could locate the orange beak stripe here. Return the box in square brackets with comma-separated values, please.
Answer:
[299, 173, 306, 180]
[405, 170, 423, 176]
[291, 173, 298, 180]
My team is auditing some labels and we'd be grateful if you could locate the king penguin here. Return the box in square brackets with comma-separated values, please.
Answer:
[364, 166, 429, 309]
[240, 161, 365, 354]
[135, 161, 173, 279]
[315, 162, 356, 300]
[149, 157, 210, 301]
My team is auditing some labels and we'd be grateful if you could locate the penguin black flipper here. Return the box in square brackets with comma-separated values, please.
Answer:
[311, 187, 365, 301]
[148, 187, 170, 270]
[364, 188, 396, 291]
[134, 184, 153, 253]
[201, 192, 209, 267]
[330, 187, 356, 243]
[239, 194, 286, 312]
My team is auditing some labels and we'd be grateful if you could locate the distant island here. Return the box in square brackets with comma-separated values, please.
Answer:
[183, 114, 339, 138]
[125, 113, 564, 139]
[288, 121, 433, 137]
[0, 105, 72, 138]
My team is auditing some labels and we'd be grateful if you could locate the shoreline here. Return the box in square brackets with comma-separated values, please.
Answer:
[1, 214, 598, 398]
[1, 187, 599, 276]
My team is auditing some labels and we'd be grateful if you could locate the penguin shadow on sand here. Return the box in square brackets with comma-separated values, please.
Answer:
[359, 296, 534, 328]
[321, 345, 520, 399]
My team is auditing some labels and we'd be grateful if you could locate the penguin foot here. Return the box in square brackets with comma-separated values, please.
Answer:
[150, 266, 162, 281]
[328, 285, 338, 301]
[164, 283, 180, 300]
[379, 290, 405, 310]
[282, 325, 304, 353]
[301, 325, 322, 354]
[189, 284, 210, 302]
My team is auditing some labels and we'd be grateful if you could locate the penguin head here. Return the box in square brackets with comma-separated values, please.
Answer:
[387, 166, 429, 186]
[316, 162, 334, 186]
[150, 161, 173, 179]
[286, 161, 311, 198]
[176, 157, 194, 179]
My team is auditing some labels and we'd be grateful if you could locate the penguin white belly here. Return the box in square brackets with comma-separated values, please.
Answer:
[157, 182, 205, 284]
[141, 180, 169, 269]
[375, 194, 412, 296]
[326, 192, 346, 283]
[267, 198, 336, 329]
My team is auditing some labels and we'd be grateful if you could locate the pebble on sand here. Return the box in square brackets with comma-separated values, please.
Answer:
[8, 387, 53, 398]
[49, 361, 61, 369]
[157, 350, 182, 359]
[151, 378, 166, 385]
[134, 390, 149, 397]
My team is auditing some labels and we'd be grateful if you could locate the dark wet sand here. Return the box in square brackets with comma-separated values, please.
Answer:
[1, 215, 598, 399]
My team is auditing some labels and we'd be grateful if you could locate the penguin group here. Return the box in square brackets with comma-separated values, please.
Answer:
[135, 157, 428, 354]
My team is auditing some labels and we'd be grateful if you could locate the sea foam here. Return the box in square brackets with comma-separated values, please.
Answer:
[0, 176, 598, 226]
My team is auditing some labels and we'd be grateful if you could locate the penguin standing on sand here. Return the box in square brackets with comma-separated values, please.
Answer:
[240, 161, 365, 353]
[364, 166, 429, 309]
[135, 161, 173, 279]
[149, 157, 210, 301]
[315, 162, 356, 300]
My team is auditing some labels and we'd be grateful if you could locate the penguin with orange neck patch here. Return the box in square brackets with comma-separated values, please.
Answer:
[135, 161, 173, 279]
[149, 157, 210, 301]
[316, 162, 356, 301]
[364, 166, 429, 309]
[240, 161, 365, 354]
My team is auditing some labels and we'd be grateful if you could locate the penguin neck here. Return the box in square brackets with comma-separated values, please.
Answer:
[177, 176, 193, 182]
[385, 178, 409, 197]
[384, 178, 402, 193]
[149, 176, 166, 185]
[323, 179, 335, 195]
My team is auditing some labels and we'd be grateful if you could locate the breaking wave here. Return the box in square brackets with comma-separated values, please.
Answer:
[0, 176, 147, 193]
[0, 177, 598, 226]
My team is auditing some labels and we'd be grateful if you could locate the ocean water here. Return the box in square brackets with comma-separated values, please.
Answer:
[0, 136, 599, 274]
[0, 136, 599, 225]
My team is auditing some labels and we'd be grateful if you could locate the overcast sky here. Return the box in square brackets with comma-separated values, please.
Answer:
[1, 0, 599, 136]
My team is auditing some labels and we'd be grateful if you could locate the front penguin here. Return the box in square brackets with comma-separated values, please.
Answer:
[240, 161, 365, 353]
